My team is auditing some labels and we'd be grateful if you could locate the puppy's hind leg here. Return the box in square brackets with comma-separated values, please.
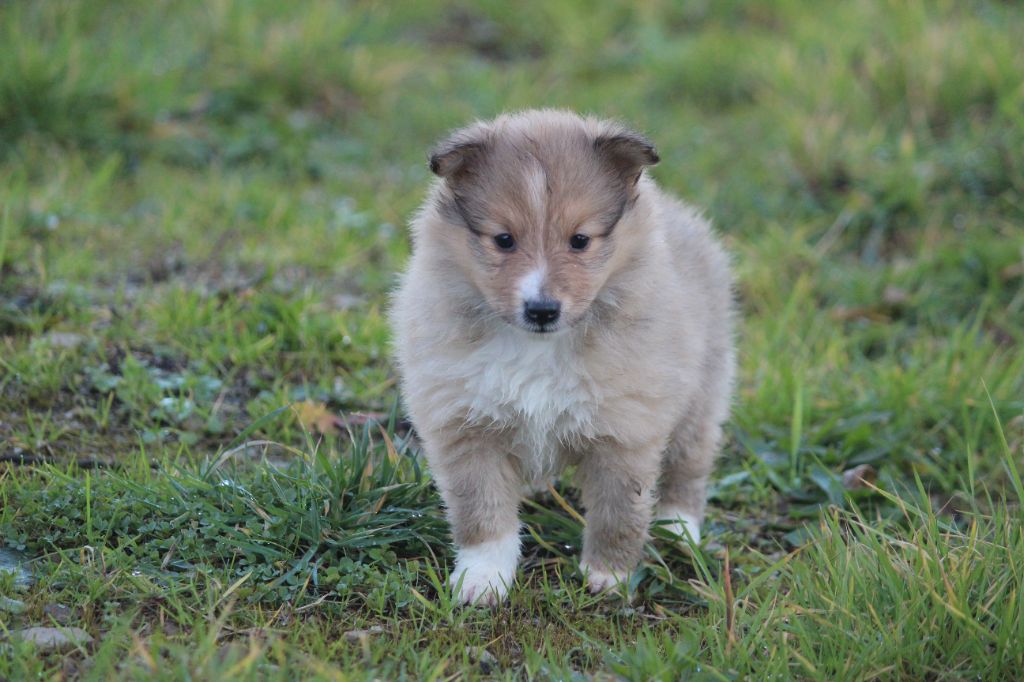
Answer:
[656, 414, 722, 547]
[424, 427, 522, 606]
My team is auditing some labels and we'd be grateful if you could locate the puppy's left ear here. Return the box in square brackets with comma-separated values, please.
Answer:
[593, 129, 660, 187]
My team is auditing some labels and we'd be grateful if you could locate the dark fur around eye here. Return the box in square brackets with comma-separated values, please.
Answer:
[569, 234, 591, 251]
[494, 233, 516, 250]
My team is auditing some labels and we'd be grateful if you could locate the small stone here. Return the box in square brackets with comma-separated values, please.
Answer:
[343, 625, 385, 643]
[43, 603, 74, 624]
[39, 332, 87, 349]
[331, 293, 366, 310]
[13, 627, 93, 653]
[882, 286, 909, 305]
[0, 596, 26, 614]
[465, 646, 498, 674]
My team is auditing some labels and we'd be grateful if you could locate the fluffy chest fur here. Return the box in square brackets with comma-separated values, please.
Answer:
[441, 328, 601, 476]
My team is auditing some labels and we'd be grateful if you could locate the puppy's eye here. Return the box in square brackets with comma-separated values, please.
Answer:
[493, 233, 516, 251]
[569, 234, 591, 251]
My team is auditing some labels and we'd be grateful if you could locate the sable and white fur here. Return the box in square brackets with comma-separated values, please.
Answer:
[390, 110, 735, 605]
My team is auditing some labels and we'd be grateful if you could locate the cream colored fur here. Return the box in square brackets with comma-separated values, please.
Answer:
[390, 109, 735, 604]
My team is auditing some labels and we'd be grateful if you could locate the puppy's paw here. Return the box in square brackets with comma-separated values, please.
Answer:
[451, 561, 512, 606]
[579, 559, 629, 594]
[656, 507, 702, 548]
[450, 533, 520, 606]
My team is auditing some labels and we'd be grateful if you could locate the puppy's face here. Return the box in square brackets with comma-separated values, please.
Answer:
[429, 111, 658, 334]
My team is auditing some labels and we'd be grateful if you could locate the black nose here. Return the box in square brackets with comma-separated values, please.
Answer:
[523, 298, 561, 327]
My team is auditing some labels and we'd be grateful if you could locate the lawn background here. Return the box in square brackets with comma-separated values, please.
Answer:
[1, 0, 1023, 679]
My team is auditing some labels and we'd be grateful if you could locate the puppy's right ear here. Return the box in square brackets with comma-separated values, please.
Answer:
[428, 123, 491, 182]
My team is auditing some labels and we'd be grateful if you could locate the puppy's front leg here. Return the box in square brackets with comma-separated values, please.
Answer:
[577, 439, 661, 593]
[425, 429, 522, 606]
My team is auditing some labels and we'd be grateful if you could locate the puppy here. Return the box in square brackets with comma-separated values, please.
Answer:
[390, 109, 735, 605]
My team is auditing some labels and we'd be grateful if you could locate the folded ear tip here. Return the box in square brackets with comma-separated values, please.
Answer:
[428, 138, 487, 179]
[594, 129, 660, 177]
[428, 154, 442, 175]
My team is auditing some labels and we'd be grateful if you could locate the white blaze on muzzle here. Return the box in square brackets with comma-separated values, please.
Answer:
[517, 265, 547, 303]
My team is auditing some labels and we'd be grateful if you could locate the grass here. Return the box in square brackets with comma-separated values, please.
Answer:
[1, 0, 1022, 678]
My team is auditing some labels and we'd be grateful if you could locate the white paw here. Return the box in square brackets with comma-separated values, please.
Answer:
[657, 507, 702, 546]
[450, 533, 520, 606]
[579, 559, 629, 594]
[451, 563, 511, 606]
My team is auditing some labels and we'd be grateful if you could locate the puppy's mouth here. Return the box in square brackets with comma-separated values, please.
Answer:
[516, 313, 574, 335]
[522, 322, 560, 334]
[498, 311, 566, 335]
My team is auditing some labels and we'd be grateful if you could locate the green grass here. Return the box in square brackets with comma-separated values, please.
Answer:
[1, 0, 1022, 678]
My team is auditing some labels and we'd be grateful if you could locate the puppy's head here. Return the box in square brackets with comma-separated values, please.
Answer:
[428, 110, 659, 334]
